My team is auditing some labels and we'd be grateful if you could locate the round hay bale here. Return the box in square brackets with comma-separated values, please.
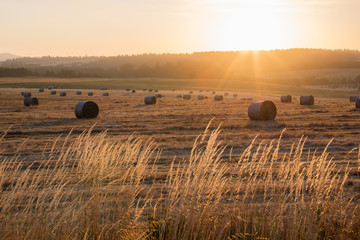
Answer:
[189, 90, 193, 94]
[176, 94, 182, 98]
[198, 95, 204, 100]
[154, 89, 159, 92]
[24, 97, 39, 106]
[183, 94, 191, 100]
[51, 90, 56, 95]
[144, 96, 156, 105]
[59, 92, 66, 97]
[132, 89, 136, 93]
[350, 96, 358, 102]
[21, 92, 24, 96]
[224, 92, 229, 96]
[88, 92, 93, 96]
[48, 86, 53, 90]
[356, 98, 360, 108]
[75, 101, 99, 118]
[103, 92, 109, 96]
[142, 88, 147, 91]
[100, 87, 107, 90]
[246, 98, 253, 101]
[76, 91, 82, 95]
[233, 94, 238, 97]
[126, 88, 131, 91]
[155, 94, 162, 98]
[248, 100, 277, 121]
[39, 88, 44, 92]
[148, 89, 153, 92]
[300, 95, 314, 105]
[22, 92, 31, 97]
[214, 95, 223, 101]
[281, 95, 292, 103]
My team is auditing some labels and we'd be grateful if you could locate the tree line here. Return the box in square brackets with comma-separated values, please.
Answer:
[1, 49, 360, 85]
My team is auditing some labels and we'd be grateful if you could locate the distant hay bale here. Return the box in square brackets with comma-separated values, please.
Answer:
[155, 94, 162, 98]
[224, 92, 229, 96]
[144, 96, 156, 105]
[103, 92, 109, 96]
[100, 87, 107, 90]
[189, 90, 193, 94]
[172, 89, 176, 91]
[39, 88, 44, 92]
[246, 98, 252, 101]
[356, 98, 360, 108]
[76, 91, 82, 95]
[212, 91, 216, 94]
[248, 100, 277, 121]
[51, 90, 56, 95]
[204, 96, 208, 99]
[75, 101, 99, 118]
[132, 89, 136, 93]
[154, 89, 158, 92]
[59, 92, 66, 97]
[142, 88, 147, 91]
[48, 86, 53, 90]
[126, 88, 130, 91]
[22, 92, 31, 97]
[198, 95, 204, 100]
[233, 94, 238, 97]
[24, 97, 39, 106]
[300, 95, 314, 105]
[214, 95, 223, 101]
[148, 89, 153, 92]
[176, 94, 182, 98]
[350, 96, 358, 102]
[88, 92, 93, 96]
[281, 95, 292, 103]
[183, 94, 191, 100]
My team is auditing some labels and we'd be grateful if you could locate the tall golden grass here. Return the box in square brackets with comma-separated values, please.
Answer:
[0, 123, 359, 239]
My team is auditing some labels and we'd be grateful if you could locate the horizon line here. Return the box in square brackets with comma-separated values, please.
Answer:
[2, 47, 360, 58]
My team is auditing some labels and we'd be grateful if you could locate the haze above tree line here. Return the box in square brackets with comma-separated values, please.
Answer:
[1, 49, 360, 86]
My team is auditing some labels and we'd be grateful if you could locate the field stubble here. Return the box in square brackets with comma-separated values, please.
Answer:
[0, 85, 360, 239]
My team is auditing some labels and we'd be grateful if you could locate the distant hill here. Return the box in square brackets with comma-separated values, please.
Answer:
[1, 49, 360, 84]
[0, 53, 20, 61]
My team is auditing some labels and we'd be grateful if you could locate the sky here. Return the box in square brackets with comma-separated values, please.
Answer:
[1, 0, 360, 57]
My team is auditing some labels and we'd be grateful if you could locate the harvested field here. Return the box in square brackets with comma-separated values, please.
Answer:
[1, 78, 360, 239]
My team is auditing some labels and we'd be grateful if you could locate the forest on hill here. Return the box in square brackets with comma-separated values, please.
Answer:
[1, 49, 360, 85]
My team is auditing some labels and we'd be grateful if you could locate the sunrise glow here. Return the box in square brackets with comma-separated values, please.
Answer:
[0, 0, 359, 56]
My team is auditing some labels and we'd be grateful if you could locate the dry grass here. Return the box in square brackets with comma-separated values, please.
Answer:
[1, 122, 359, 239]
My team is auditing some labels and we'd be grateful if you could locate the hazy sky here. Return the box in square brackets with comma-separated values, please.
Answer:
[1, 0, 360, 56]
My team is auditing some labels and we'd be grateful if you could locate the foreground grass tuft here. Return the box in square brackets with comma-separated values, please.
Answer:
[0, 124, 359, 239]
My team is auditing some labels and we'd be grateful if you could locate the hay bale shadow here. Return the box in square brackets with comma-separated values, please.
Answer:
[245, 120, 286, 129]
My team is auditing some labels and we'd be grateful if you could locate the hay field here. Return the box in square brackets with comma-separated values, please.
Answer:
[1, 78, 360, 239]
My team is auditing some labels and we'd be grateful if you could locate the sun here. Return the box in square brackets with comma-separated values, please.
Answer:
[212, 1, 289, 51]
